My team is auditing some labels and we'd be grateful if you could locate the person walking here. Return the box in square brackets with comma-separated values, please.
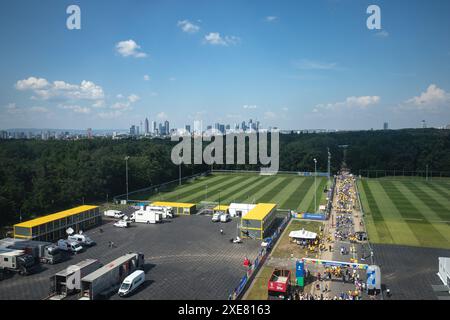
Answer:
[220, 229, 224, 235]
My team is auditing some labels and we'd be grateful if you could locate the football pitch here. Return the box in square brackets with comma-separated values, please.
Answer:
[144, 173, 328, 212]
[357, 178, 450, 249]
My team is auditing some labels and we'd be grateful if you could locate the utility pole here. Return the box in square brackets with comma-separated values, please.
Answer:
[179, 164, 182, 186]
[125, 156, 130, 202]
[314, 158, 318, 213]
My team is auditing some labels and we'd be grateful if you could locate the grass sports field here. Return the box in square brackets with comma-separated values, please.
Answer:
[144, 173, 328, 212]
[357, 177, 450, 249]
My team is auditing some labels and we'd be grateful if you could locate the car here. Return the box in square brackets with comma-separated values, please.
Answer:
[220, 213, 231, 223]
[114, 220, 130, 228]
[211, 213, 221, 222]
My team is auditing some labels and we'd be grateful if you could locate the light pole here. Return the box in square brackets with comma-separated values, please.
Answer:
[313, 158, 317, 213]
[125, 156, 130, 202]
[327, 148, 331, 182]
[179, 164, 182, 186]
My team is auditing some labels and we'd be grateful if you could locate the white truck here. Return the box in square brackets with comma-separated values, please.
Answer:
[68, 233, 95, 247]
[3, 239, 63, 265]
[57, 239, 84, 254]
[104, 210, 124, 219]
[147, 206, 173, 219]
[0, 248, 39, 277]
[131, 209, 162, 224]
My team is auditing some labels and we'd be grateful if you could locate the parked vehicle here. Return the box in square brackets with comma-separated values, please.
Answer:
[0, 248, 39, 276]
[131, 209, 162, 224]
[57, 239, 84, 254]
[79, 252, 145, 300]
[68, 233, 95, 247]
[104, 210, 124, 219]
[118, 270, 145, 297]
[268, 269, 292, 300]
[114, 220, 130, 228]
[220, 213, 231, 223]
[7, 240, 63, 265]
[212, 213, 222, 222]
[147, 206, 173, 219]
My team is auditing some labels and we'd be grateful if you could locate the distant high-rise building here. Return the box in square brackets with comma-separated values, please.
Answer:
[241, 121, 247, 131]
[87, 128, 93, 139]
[145, 118, 150, 134]
[383, 122, 389, 130]
[130, 125, 136, 136]
[151, 121, 156, 134]
[136, 126, 140, 136]
[164, 120, 170, 135]
[158, 123, 164, 136]
[193, 120, 202, 135]
[185, 125, 191, 133]
[422, 120, 427, 129]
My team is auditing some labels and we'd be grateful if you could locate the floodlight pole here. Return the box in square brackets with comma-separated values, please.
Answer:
[327, 148, 331, 182]
[314, 158, 318, 213]
[125, 156, 130, 202]
[179, 164, 182, 186]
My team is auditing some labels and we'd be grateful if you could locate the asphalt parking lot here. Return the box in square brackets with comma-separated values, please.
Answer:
[373, 244, 450, 300]
[0, 214, 261, 300]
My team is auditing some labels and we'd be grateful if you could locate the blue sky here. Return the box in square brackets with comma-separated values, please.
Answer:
[0, 0, 449, 130]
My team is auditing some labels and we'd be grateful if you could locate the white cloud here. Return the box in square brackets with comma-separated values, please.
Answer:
[97, 110, 123, 119]
[92, 100, 105, 108]
[169, 77, 176, 81]
[115, 39, 148, 58]
[111, 101, 132, 111]
[401, 84, 450, 112]
[294, 59, 338, 70]
[4, 103, 22, 114]
[157, 112, 168, 119]
[316, 96, 380, 111]
[16, 77, 105, 101]
[243, 105, 258, 109]
[127, 94, 140, 103]
[29, 106, 49, 113]
[143, 74, 150, 81]
[265, 16, 278, 22]
[264, 111, 277, 119]
[15, 77, 49, 90]
[177, 20, 200, 33]
[116, 94, 124, 99]
[204, 32, 240, 46]
[59, 105, 91, 114]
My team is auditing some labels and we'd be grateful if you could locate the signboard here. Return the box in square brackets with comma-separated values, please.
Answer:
[296, 260, 304, 278]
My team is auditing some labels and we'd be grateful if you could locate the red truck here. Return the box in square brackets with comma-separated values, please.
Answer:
[267, 269, 291, 300]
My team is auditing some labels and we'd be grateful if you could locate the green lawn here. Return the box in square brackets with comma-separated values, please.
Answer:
[357, 178, 450, 249]
[141, 173, 327, 211]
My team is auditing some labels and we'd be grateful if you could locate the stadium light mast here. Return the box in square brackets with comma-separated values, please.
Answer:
[327, 148, 331, 182]
[313, 158, 318, 213]
[125, 156, 130, 202]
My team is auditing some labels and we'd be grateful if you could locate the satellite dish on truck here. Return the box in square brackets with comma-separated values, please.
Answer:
[66, 227, 74, 235]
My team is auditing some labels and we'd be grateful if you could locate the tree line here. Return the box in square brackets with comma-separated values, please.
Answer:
[1, 128, 449, 226]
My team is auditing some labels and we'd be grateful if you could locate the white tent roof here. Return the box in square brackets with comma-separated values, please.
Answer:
[289, 229, 317, 240]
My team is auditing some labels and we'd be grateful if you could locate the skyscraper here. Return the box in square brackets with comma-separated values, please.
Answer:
[193, 120, 202, 135]
[164, 120, 170, 135]
[185, 125, 191, 133]
[145, 118, 150, 134]
[383, 122, 389, 130]
[151, 121, 156, 134]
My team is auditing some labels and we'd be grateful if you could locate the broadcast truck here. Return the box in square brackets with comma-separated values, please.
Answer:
[0, 248, 39, 277]
[6, 240, 63, 265]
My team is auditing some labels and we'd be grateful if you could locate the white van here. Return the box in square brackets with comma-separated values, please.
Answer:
[118, 270, 145, 297]
[57, 239, 83, 254]
[68, 233, 95, 246]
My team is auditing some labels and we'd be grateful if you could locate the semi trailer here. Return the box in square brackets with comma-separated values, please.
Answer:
[48, 259, 102, 300]
[79, 252, 145, 300]
[0, 238, 63, 265]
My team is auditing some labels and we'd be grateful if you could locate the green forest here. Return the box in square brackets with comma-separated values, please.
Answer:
[1, 128, 449, 226]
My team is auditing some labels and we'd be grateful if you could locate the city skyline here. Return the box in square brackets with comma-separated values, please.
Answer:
[1, 0, 450, 131]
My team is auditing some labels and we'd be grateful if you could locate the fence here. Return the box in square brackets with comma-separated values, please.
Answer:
[212, 169, 330, 177]
[113, 171, 211, 203]
[230, 212, 292, 300]
[358, 169, 450, 180]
